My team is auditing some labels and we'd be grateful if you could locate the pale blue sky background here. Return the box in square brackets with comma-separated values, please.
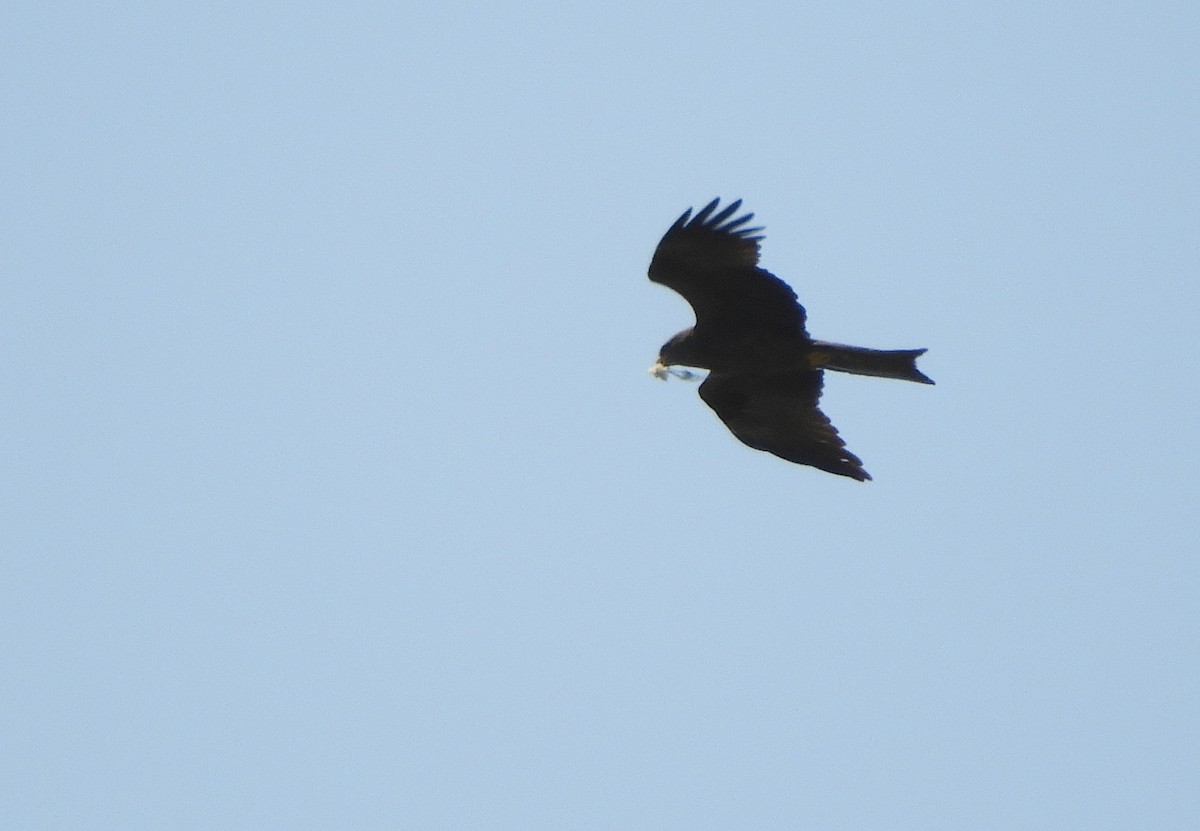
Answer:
[3, 1, 1198, 828]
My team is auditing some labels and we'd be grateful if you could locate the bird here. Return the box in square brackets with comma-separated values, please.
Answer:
[648, 198, 932, 481]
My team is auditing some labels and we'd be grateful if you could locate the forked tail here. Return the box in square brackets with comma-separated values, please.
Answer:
[810, 340, 934, 385]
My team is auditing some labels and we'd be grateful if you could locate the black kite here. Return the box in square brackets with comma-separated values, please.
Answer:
[649, 198, 932, 481]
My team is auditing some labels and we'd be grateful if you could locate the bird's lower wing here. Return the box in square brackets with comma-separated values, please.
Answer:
[698, 371, 871, 481]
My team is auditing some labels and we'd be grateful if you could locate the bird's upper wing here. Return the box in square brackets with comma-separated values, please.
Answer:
[648, 199, 808, 336]
[698, 370, 871, 481]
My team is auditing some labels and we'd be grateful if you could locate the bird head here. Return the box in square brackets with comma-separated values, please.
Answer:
[649, 330, 702, 381]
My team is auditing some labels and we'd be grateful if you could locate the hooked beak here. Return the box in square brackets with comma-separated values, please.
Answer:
[649, 361, 699, 381]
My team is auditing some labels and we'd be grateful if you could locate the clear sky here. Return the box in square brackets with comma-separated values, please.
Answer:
[4, 1, 1198, 828]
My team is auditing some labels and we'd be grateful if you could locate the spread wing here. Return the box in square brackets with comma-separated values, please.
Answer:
[648, 199, 808, 336]
[698, 370, 871, 481]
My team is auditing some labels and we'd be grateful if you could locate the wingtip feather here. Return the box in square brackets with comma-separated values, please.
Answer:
[692, 198, 721, 225]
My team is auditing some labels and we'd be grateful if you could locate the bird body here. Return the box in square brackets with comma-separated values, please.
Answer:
[648, 198, 932, 481]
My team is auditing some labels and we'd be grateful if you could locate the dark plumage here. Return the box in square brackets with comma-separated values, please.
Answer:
[648, 198, 932, 481]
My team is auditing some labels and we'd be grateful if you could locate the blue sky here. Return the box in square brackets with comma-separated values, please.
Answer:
[4, 1, 1198, 828]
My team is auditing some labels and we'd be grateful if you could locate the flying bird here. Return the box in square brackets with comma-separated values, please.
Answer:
[648, 198, 932, 481]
